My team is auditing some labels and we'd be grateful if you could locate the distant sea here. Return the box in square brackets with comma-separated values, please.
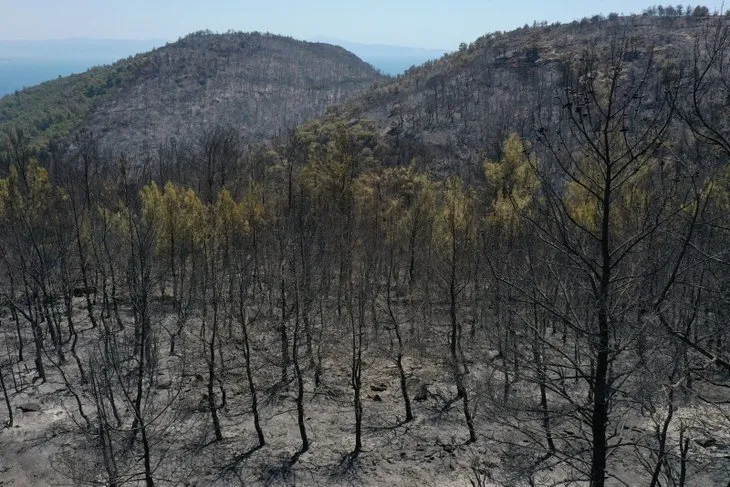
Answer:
[365, 56, 437, 76]
[0, 59, 108, 97]
[0, 37, 445, 97]
[0, 56, 438, 98]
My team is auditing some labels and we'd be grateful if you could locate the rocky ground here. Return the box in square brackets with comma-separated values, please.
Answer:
[1, 306, 729, 486]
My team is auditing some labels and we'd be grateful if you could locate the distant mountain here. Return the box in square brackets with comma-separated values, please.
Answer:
[0, 36, 441, 100]
[0, 32, 384, 154]
[0, 39, 166, 97]
[309, 37, 446, 75]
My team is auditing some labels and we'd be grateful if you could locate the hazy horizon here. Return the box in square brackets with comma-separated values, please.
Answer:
[0, 35, 445, 55]
[0, 35, 444, 96]
[2, 1, 728, 96]
[2, 0, 727, 51]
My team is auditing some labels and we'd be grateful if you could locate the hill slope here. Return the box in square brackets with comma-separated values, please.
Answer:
[0, 31, 384, 155]
[0, 38, 165, 97]
[335, 15, 724, 174]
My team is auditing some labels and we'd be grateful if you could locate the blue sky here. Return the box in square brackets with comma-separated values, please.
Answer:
[1, 0, 727, 50]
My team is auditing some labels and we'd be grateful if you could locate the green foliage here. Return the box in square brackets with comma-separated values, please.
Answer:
[643, 4, 710, 16]
[140, 181, 206, 253]
[210, 189, 250, 241]
[353, 165, 435, 247]
[140, 180, 263, 259]
[0, 159, 67, 224]
[0, 159, 69, 270]
[484, 133, 540, 233]
[434, 176, 476, 253]
[0, 54, 150, 149]
[297, 118, 380, 206]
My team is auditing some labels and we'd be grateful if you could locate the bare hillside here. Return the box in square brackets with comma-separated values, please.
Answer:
[338, 15, 727, 174]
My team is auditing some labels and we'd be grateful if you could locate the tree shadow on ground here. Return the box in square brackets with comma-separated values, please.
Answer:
[329, 451, 363, 485]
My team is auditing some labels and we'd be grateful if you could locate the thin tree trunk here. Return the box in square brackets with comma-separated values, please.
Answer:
[280, 276, 290, 386]
[205, 253, 223, 442]
[386, 257, 413, 423]
[0, 362, 13, 427]
[450, 239, 475, 443]
[347, 284, 364, 456]
[293, 284, 308, 456]
[649, 394, 674, 487]
[239, 304, 264, 447]
[590, 150, 613, 487]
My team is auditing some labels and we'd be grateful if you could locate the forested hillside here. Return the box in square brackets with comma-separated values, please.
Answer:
[1, 10, 730, 487]
[340, 14, 728, 175]
[0, 31, 383, 155]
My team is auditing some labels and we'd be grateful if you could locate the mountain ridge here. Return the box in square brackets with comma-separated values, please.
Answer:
[328, 13, 727, 175]
[1, 14, 727, 169]
[0, 31, 384, 153]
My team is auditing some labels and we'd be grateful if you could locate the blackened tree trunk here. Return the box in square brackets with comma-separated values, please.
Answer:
[0, 358, 12, 427]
